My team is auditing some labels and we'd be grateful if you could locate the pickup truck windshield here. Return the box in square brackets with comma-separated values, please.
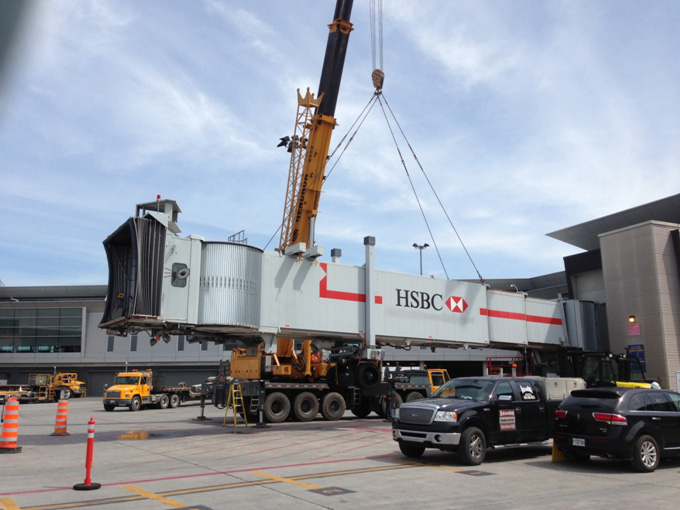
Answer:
[115, 376, 141, 385]
[431, 379, 495, 401]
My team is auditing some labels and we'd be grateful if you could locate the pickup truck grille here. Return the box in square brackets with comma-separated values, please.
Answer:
[105, 391, 121, 399]
[399, 407, 435, 425]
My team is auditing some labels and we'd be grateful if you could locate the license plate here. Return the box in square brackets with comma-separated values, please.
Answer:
[572, 437, 585, 447]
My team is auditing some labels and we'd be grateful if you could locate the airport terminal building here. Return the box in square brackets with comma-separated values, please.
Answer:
[2, 195, 679, 393]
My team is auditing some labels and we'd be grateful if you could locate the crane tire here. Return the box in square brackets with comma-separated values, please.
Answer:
[321, 392, 346, 421]
[293, 392, 319, 422]
[357, 363, 381, 390]
[264, 392, 291, 423]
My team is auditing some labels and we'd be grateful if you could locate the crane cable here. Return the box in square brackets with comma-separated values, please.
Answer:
[379, 93, 485, 283]
[370, 0, 383, 73]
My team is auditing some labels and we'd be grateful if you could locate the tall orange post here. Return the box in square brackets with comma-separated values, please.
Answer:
[50, 399, 70, 436]
[0, 396, 22, 453]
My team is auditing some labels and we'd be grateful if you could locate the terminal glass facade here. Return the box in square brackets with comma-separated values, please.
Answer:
[0, 307, 83, 353]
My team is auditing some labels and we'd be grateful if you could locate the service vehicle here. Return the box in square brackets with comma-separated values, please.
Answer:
[392, 376, 585, 465]
[0, 372, 86, 403]
[103, 369, 202, 411]
[554, 387, 680, 472]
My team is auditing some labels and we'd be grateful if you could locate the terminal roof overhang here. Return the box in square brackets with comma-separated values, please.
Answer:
[547, 193, 680, 251]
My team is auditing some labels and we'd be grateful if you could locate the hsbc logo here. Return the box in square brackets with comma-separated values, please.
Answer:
[445, 296, 468, 313]
[395, 289, 468, 313]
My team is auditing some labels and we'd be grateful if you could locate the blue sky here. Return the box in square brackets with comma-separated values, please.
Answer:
[1, 0, 679, 287]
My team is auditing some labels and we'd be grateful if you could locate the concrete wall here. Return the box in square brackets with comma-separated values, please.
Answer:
[600, 221, 680, 389]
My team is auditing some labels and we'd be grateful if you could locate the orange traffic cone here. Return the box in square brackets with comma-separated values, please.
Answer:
[0, 396, 22, 453]
[51, 399, 70, 436]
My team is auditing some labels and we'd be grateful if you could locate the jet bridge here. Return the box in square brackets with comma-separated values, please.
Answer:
[100, 200, 583, 357]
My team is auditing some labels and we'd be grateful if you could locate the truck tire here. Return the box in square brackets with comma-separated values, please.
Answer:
[631, 434, 660, 472]
[129, 396, 142, 412]
[357, 363, 380, 390]
[169, 394, 181, 408]
[104, 404, 115, 412]
[293, 392, 319, 422]
[380, 393, 403, 416]
[399, 442, 425, 458]
[458, 427, 486, 465]
[351, 397, 373, 418]
[264, 392, 291, 423]
[405, 391, 424, 402]
[321, 392, 346, 421]
[157, 394, 170, 409]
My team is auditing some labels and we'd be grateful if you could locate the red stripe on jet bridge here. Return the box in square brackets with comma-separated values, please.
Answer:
[319, 263, 382, 304]
[480, 308, 563, 325]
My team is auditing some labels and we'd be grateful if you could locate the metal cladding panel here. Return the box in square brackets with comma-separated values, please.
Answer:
[486, 290, 529, 345]
[198, 243, 263, 327]
[372, 271, 490, 346]
[158, 236, 196, 322]
[258, 254, 566, 348]
[525, 297, 565, 344]
[485, 291, 564, 346]
[259, 254, 363, 337]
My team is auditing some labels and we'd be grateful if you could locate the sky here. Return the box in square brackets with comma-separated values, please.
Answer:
[1, 0, 679, 287]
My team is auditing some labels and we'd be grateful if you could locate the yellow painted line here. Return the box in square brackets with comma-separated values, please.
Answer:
[122, 486, 186, 509]
[19, 461, 419, 509]
[251, 472, 323, 490]
[393, 457, 465, 472]
[0, 497, 22, 510]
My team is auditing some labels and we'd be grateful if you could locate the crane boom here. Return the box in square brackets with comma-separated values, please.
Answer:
[278, 0, 354, 253]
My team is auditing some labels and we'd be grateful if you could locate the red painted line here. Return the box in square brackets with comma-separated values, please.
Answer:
[480, 308, 562, 325]
[319, 263, 382, 304]
[0, 454, 396, 496]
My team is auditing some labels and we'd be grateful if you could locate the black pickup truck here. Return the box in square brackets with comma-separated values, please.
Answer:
[392, 376, 585, 465]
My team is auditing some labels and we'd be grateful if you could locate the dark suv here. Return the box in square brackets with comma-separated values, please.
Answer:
[554, 387, 680, 472]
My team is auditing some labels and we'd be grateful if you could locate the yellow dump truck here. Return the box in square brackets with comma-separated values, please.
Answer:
[103, 369, 202, 411]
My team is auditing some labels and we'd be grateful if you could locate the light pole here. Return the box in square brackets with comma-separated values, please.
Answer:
[413, 243, 429, 275]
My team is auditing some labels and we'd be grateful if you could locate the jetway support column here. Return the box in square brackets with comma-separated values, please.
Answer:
[363, 236, 382, 360]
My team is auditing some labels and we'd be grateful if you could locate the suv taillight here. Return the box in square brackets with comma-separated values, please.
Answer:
[592, 413, 627, 425]
[554, 410, 567, 419]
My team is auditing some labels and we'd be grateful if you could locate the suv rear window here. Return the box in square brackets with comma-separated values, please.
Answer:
[570, 389, 621, 399]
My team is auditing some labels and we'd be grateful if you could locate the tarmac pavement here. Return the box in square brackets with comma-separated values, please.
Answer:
[1, 397, 680, 509]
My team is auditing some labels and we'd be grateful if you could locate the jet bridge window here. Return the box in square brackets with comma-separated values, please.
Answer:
[171, 263, 190, 288]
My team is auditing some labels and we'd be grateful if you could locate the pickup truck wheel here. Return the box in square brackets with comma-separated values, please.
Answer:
[631, 434, 660, 472]
[405, 391, 424, 402]
[321, 392, 346, 421]
[103, 404, 115, 412]
[129, 396, 142, 412]
[399, 442, 425, 458]
[264, 392, 291, 423]
[458, 427, 486, 465]
[293, 392, 319, 422]
[169, 394, 181, 408]
[157, 394, 170, 409]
